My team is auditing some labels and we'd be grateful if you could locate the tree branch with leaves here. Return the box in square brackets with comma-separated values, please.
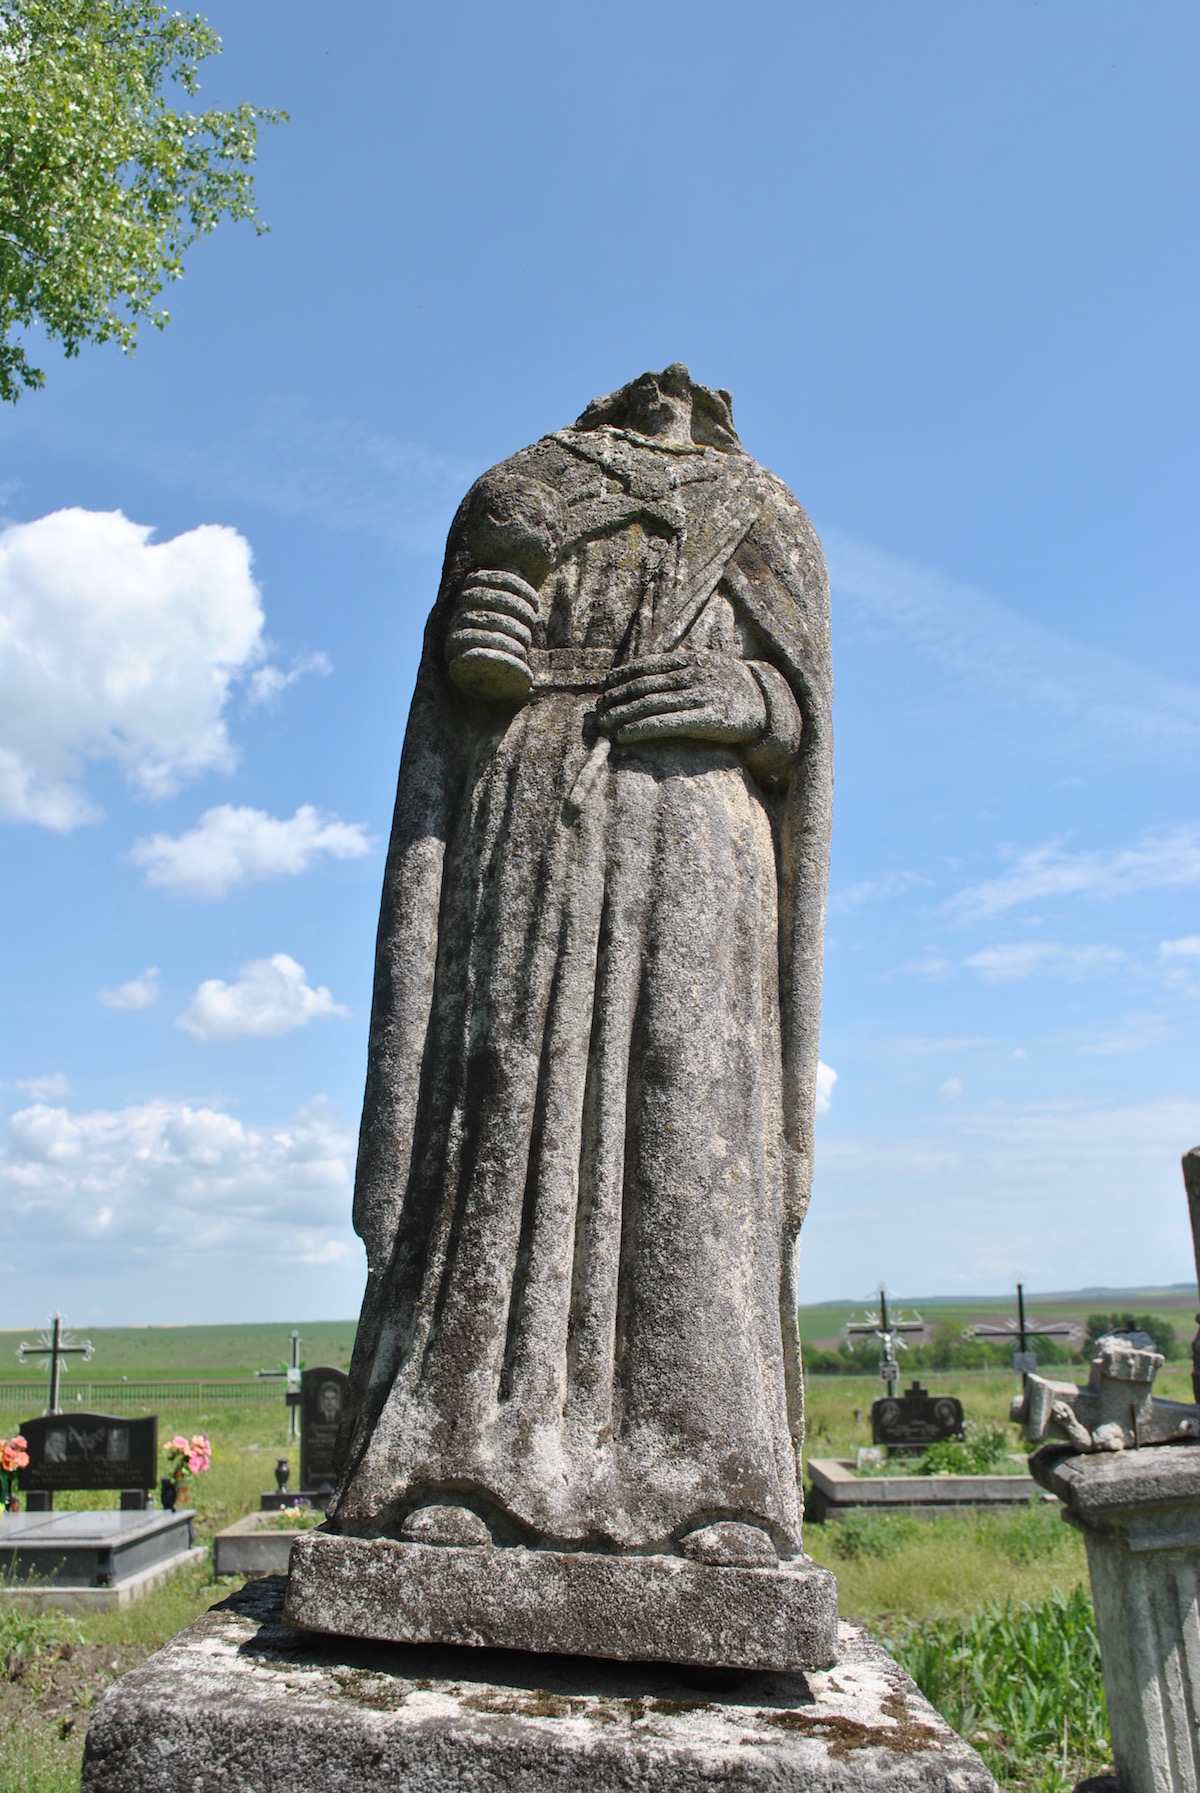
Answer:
[0, 0, 284, 401]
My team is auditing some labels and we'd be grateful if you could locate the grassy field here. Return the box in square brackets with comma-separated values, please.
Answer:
[0, 1322, 357, 1389]
[796, 1285, 1198, 1350]
[0, 1289, 1192, 1397]
[1, 1356, 1149, 1793]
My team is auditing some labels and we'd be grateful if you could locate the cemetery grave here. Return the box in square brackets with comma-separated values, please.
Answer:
[214, 1361, 351, 1571]
[0, 1321, 204, 1609]
[806, 1287, 1047, 1524]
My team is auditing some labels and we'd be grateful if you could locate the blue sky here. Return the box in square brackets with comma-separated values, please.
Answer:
[2, 0, 1198, 1324]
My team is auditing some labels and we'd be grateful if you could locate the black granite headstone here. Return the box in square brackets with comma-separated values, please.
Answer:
[871, 1381, 964, 1448]
[299, 1367, 349, 1493]
[19, 1413, 158, 1498]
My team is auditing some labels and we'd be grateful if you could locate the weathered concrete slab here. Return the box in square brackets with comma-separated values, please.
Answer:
[214, 1511, 307, 1576]
[807, 1457, 1048, 1522]
[285, 1531, 839, 1673]
[0, 1545, 207, 1613]
[82, 1575, 999, 1792]
[0, 1509, 196, 1593]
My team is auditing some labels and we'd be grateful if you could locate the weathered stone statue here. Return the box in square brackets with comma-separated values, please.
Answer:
[286, 364, 837, 1669]
[83, 372, 1005, 1790]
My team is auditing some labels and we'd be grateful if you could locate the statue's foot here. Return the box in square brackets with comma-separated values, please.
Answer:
[400, 1503, 492, 1548]
[678, 1521, 779, 1568]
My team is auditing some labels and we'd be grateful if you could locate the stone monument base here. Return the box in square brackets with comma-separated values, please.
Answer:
[284, 1531, 839, 1673]
[82, 1575, 998, 1792]
[1033, 1443, 1200, 1793]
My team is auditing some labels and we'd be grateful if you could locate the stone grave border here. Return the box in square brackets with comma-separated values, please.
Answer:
[806, 1455, 1048, 1521]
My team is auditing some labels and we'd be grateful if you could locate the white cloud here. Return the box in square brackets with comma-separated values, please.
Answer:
[828, 871, 927, 913]
[176, 954, 349, 1042]
[1080, 1015, 1172, 1057]
[131, 804, 372, 898]
[17, 1073, 70, 1101]
[962, 942, 1127, 983]
[815, 1060, 838, 1117]
[1159, 936, 1200, 997]
[246, 651, 332, 707]
[805, 1093, 1200, 1300]
[896, 952, 953, 979]
[948, 827, 1200, 924]
[0, 1095, 356, 1272]
[154, 408, 480, 553]
[827, 534, 1200, 762]
[940, 1077, 964, 1100]
[98, 968, 160, 1010]
[0, 508, 280, 829]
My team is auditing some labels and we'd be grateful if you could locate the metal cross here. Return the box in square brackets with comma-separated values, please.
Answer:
[968, 1282, 1073, 1381]
[257, 1329, 303, 1437]
[844, 1288, 925, 1395]
[18, 1313, 94, 1415]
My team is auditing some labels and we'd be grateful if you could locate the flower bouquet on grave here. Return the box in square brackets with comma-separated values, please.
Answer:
[161, 1433, 211, 1510]
[0, 1435, 29, 1511]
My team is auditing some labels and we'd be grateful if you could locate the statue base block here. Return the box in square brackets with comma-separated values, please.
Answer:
[285, 1531, 839, 1672]
[82, 1576, 998, 1793]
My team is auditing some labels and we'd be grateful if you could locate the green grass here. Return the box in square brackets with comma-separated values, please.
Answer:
[0, 1321, 357, 1385]
[887, 1588, 1109, 1791]
[2, 1292, 1193, 1383]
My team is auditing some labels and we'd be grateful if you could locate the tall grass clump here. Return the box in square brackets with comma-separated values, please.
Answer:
[828, 1509, 921, 1560]
[887, 1586, 1111, 1791]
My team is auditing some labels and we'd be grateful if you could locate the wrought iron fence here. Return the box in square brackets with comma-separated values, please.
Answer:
[0, 1378, 279, 1411]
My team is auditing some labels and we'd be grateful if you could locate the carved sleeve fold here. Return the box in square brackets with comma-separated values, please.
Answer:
[743, 660, 803, 789]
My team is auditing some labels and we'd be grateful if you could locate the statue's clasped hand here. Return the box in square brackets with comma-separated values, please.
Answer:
[446, 570, 540, 702]
[597, 650, 767, 748]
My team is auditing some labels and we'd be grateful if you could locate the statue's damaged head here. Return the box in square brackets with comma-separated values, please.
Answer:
[574, 363, 741, 453]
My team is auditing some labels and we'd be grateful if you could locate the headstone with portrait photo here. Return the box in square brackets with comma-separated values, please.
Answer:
[299, 1367, 350, 1496]
[19, 1411, 158, 1510]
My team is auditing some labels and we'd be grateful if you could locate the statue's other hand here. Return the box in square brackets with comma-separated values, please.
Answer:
[446, 571, 539, 701]
[598, 650, 767, 748]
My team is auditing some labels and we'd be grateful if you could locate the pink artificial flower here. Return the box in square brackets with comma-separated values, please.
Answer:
[0, 1435, 30, 1472]
[169, 1435, 190, 1453]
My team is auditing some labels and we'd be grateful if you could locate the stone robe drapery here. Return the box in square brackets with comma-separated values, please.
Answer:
[330, 425, 832, 1557]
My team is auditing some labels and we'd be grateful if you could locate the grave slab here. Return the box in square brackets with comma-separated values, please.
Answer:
[214, 1511, 311, 1576]
[807, 1457, 1048, 1521]
[0, 1508, 196, 1602]
[82, 1574, 998, 1793]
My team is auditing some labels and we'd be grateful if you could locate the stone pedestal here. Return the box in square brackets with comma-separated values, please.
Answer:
[1033, 1444, 1200, 1793]
[285, 1532, 839, 1674]
[82, 1575, 998, 1792]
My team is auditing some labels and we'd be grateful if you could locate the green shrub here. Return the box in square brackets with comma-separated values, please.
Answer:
[828, 1509, 921, 1560]
[887, 1586, 1110, 1789]
[918, 1422, 1012, 1476]
[1086, 1312, 1181, 1360]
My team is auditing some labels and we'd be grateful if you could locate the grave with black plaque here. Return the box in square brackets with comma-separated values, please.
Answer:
[2, 1413, 197, 1602]
[20, 1413, 158, 1511]
[301, 1366, 348, 1495]
[260, 1367, 350, 1510]
[871, 1380, 964, 1449]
